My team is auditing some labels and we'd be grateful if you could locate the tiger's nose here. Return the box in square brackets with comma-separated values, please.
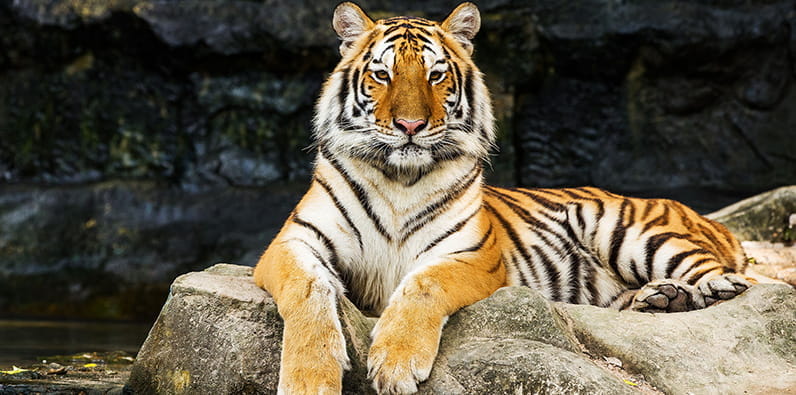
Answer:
[394, 118, 427, 136]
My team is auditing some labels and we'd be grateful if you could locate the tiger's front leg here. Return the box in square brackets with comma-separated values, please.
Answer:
[367, 254, 505, 394]
[253, 237, 349, 394]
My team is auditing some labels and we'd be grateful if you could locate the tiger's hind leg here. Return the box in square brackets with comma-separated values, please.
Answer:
[629, 274, 755, 313]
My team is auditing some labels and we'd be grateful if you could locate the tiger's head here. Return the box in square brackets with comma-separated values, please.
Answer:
[314, 2, 494, 182]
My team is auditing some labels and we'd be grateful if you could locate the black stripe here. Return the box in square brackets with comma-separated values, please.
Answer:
[487, 257, 503, 274]
[685, 259, 720, 285]
[382, 17, 434, 27]
[508, 251, 531, 286]
[697, 223, 730, 260]
[292, 216, 341, 276]
[336, 67, 352, 129]
[607, 199, 632, 277]
[384, 31, 402, 41]
[451, 224, 493, 255]
[485, 202, 540, 286]
[400, 165, 481, 242]
[416, 33, 432, 44]
[558, 188, 589, 200]
[292, 238, 338, 280]
[584, 264, 600, 305]
[451, 61, 463, 114]
[573, 202, 586, 232]
[485, 189, 574, 256]
[531, 245, 562, 301]
[321, 146, 392, 241]
[642, 204, 670, 233]
[511, 188, 567, 211]
[464, 67, 475, 125]
[630, 258, 646, 284]
[313, 176, 363, 251]
[670, 203, 695, 231]
[566, 253, 581, 303]
[418, 209, 479, 257]
[486, 190, 586, 302]
[640, 200, 656, 221]
[421, 44, 437, 54]
[351, 68, 361, 111]
[573, 187, 602, 197]
[644, 232, 690, 280]
[666, 248, 711, 277]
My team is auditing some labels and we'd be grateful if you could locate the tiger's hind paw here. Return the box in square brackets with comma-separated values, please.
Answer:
[630, 279, 705, 313]
[697, 273, 753, 306]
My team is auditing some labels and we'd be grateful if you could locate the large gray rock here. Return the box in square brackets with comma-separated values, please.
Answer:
[421, 288, 635, 394]
[707, 185, 796, 242]
[558, 286, 796, 394]
[128, 264, 373, 394]
[130, 264, 796, 394]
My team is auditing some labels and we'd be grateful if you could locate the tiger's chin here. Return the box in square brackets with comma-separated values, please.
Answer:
[386, 144, 435, 170]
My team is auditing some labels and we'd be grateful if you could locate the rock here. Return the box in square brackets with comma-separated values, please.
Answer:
[742, 241, 796, 286]
[131, 264, 796, 394]
[707, 185, 796, 242]
[421, 288, 635, 394]
[558, 284, 796, 394]
[128, 264, 373, 394]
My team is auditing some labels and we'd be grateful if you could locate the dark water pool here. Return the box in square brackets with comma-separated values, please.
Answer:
[0, 319, 151, 368]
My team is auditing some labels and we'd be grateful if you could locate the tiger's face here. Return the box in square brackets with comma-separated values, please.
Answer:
[315, 2, 494, 182]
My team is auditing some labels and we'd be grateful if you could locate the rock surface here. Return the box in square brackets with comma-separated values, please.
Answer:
[129, 264, 796, 394]
[708, 185, 796, 243]
[128, 264, 373, 394]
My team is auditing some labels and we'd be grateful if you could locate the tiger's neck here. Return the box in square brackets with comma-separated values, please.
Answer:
[315, 147, 484, 228]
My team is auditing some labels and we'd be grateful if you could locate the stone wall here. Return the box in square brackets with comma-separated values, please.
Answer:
[0, 0, 794, 320]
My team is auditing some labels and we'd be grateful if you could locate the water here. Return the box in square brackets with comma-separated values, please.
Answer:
[0, 319, 151, 368]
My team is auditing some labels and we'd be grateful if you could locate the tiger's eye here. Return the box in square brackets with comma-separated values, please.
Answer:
[429, 71, 443, 82]
[374, 70, 390, 81]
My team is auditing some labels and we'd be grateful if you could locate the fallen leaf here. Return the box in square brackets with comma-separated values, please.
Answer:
[1, 366, 30, 375]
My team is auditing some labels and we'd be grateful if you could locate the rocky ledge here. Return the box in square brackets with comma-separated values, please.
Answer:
[129, 264, 795, 394]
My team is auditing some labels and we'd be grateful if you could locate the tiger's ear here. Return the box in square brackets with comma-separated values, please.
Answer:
[441, 2, 481, 55]
[333, 2, 374, 57]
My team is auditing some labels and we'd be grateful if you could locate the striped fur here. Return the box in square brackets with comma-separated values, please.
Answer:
[253, 3, 752, 393]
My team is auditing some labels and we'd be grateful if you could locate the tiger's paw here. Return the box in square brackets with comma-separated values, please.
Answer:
[630, 279, 705, 312]
[697, 273, 754, 306]
[367, 328, 437, 394]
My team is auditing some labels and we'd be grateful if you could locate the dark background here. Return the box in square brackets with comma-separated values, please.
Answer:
[1, 0, 794, 322]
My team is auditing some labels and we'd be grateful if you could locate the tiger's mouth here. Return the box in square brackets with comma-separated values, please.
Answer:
[388, 142, 435, 169]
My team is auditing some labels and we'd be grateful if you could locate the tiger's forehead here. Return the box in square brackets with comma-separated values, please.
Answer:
[369, 16, 445, 65]
[379, 14, 436, 25]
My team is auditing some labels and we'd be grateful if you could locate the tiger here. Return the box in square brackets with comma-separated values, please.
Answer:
[253, 2, 756, 394]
